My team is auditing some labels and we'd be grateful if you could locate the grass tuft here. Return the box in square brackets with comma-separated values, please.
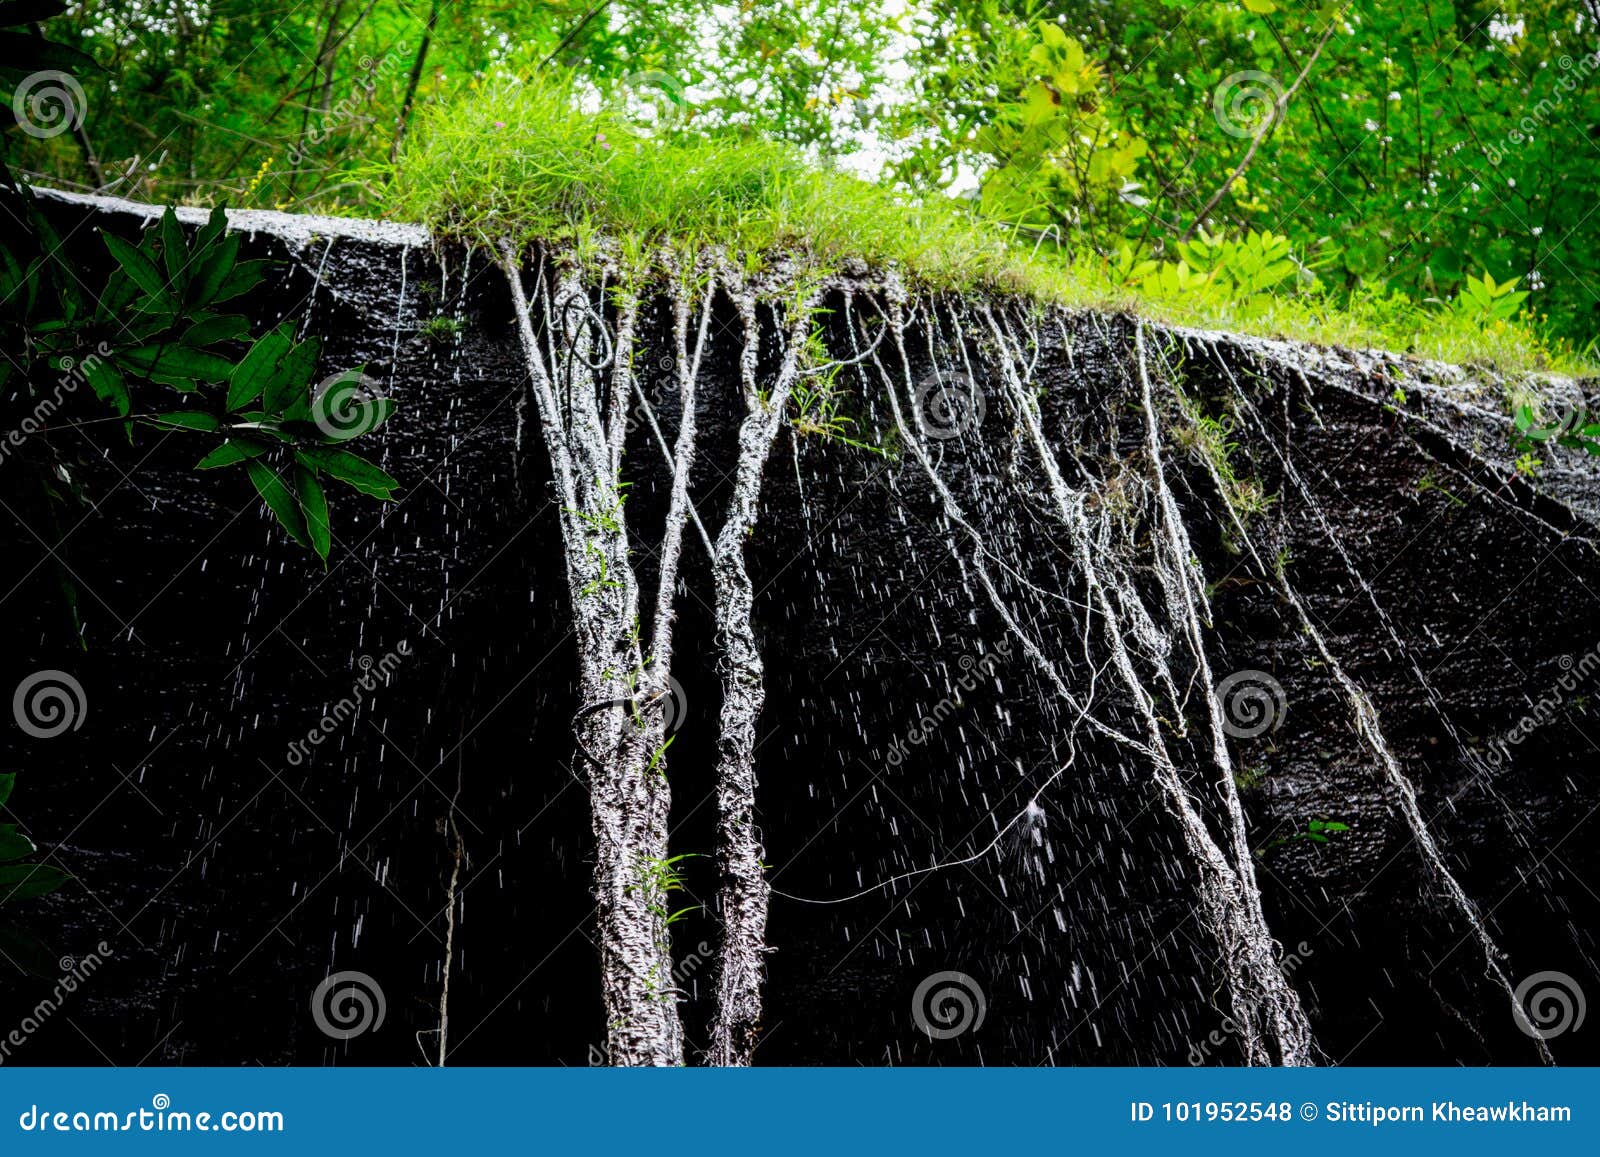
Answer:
[383, 76, 1591, 378]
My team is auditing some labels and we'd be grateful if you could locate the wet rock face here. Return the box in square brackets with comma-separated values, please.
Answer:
[2, 193, 1596, 1066]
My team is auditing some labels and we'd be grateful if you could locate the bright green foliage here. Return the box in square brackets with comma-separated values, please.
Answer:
[1449, 271, 1529, 328]
[1510, 402, 1600, 460]
[9, 1, 1600, 362]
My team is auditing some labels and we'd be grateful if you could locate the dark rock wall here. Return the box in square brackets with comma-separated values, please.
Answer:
[1, 194, 1595, 1065]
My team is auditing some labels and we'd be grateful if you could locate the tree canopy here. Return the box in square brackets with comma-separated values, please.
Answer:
[11, 1, 1600, 357]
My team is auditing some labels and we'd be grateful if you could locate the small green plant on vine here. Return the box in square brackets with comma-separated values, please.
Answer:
[1258, 818, 1350, 856]
[1173, 391, 1274, 520]
[1509, 402, 1600, 460]
[791, 374, 887, 457]
[417, 315, 462, 343]
[627, 853, 701, 928]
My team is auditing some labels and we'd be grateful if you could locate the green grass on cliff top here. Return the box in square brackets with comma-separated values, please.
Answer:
[384, 78, 1586, 377]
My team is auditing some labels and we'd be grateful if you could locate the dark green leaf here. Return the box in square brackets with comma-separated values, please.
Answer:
[187, 232, 240, 307]
[262, 337, 319, 416]
[226, 327, 291, 410]
[101, 230, 170, 306]
[196, 438, 269, 469]
[0, 825, 35, 861]
[0, 923, 64, 978]
[0, 863, 70, 903]
[146, 411, 220, 432]
[211, 259, 270, 303]
[246, 459, 310, 547]
[0, 772, 12, 807]
[296, 446, 399, 499]
[82, 358, 130, 416]
[120, 344, 233, 386]
[296, 464, 331, 561]
[182, 313, 251, 346]
[159, 207, 186, 286]
[194, 204, 227, 255]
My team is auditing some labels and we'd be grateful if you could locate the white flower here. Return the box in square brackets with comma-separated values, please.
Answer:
[1488, 16, 1526, 44]
[1388, 91, 1402, 101]
[1364, 118, 1380, 132]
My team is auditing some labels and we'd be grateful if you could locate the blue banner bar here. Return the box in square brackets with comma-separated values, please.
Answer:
[0, 1068, 1595, 1154]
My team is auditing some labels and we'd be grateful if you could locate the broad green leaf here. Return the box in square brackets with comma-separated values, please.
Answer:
[246, 459, 310, 547]
[295, 447, 398, 499]
[196, 438, 269, 469]
[182, 313, 251, 346]
[0, 826, 35, 861]
[211, 259, 270, 303]
[120, 344, 233, 386]
[159, 207, 186, 285]
[101, 231, 170, 306]
[82, 359, 130, 416]
[0, 772, 13, 807]
[262, 337, 320, 417]
[147, 411, 220, 431]
[1241, 0, 1277, 13]
[296, 464, 331, 562]
[227, 328, 292, 410]
[194, 204, 227, 255]
[0, 863, 70, 903]
[187, 232, 241, 307]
